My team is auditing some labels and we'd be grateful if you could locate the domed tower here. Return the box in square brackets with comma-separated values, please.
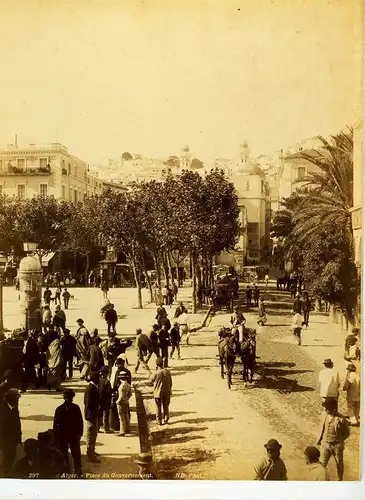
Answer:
[180, 144, 191, 171]
[239, 141, 250, 164]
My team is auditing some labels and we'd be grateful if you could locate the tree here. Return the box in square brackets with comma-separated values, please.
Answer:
[191, 158, 204, 170]
[0, 195, 22, 255]
[62, 197, 102, 284]
[13, 196, 73, 264]
[99, 190, 145, 308]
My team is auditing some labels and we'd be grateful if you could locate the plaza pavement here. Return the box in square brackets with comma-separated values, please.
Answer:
[1, 283, 360, 480]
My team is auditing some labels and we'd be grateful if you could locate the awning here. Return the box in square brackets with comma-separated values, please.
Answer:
[41, 252, 55, 267]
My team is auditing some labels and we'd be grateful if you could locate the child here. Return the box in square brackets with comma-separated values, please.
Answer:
[292, 312, 303, 345]
[116, 372, 132, 436]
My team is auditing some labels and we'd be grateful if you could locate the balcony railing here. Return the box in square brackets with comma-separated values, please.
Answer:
[1, 164, 52, 175]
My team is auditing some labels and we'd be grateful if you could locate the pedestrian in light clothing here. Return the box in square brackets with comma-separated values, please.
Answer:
[292, 312, 303, 345]
[318, 359, 340, 406]
[54, 286, 62, 306]
[342, 363, 360, 426]
[53, 388, 83, 477]
[116, 372, 132, 436]
[317, 399, 350, 481]
[150, 357, 172, 425]
[84, 371, 101, 462]
[254, 439, 287, 480]
[304, 446, 329, 481]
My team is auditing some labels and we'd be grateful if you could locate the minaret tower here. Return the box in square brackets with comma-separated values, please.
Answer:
[239, 141, 250, 164]
[180, 144, 191, 171]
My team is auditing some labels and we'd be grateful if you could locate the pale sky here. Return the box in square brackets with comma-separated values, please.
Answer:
[0, 0, 362, 164]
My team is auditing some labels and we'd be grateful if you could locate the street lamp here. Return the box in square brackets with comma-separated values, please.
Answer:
[0, 251, 8, 338]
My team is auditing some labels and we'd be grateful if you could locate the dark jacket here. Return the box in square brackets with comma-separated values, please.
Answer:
[88, 344, 104, 371]
[53, 402, 83, 441]
[293, 298, 302, 314]
[149, 330, 159, 345]
[302, 298, 312, 312]
[13, 455, 41, 479]
[105, 308, 118, 323]
[99, 377, 113, 409]
[84, 383, 100, 421]
[53, 311, 66, 329]
[169, 327, 181, 344]
[61, 335, 77, 359]
[23, 337, 39, 364]
[0, 403, 22, 449]
[158, 329, 170, 349]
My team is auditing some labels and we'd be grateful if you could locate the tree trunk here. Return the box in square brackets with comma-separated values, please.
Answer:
[162, 254, 169, 287]
[144, 267, 153, 303]
[131, 260, 143, 309]
[209, 256, 214, 287]
[191, 252, 197, 313]
[73, 253, 77, 274]
[153, 253, 162, 291]
[167, 251, 174, 285]
[84, 253, 90, 287]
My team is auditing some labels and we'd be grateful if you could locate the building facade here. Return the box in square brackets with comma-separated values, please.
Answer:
[0, 142, 103, 201]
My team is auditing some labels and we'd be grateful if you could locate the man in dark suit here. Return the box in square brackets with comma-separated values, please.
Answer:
[84, 371, 100, 462]
[53, 388, 83, 477]
[0, 388, 22, 477]
[21, 330, 39, 392]
[88, 337, 105, 373]
[60, 329, 77, 380]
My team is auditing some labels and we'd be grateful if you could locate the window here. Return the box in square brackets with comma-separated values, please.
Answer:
[298, 166, 306, 181]
[245, 181, 250, 191]
[74, 189, 77, 203]
[17, 158, 26, 170]
[62, 185, 66, 199]
[247, 222, 259, 234]
[0, 160, 2, 173]
[17, 184, 26, 199]
[39, 158, 48, 169]
[69, 188, 72, 200]
[40, 183, 48, 198]
[68, 162, 71, 175]
[261, 180, 264, 193]
[74, 165, 77, 177]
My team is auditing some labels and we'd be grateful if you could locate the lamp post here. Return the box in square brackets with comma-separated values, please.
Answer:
[0, 252, 7, 338]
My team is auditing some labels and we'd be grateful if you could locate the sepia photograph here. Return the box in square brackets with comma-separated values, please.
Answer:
[0, 0, 362, 490]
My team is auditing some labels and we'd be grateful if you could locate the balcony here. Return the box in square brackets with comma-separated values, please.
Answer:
[62, 168, 68, 175]
[1, 164, 52, 176]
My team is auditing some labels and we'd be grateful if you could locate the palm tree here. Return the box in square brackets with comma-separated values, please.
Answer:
[292, 129, 354, 244]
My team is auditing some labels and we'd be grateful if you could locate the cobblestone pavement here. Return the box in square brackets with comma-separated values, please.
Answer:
[135, 284, 360, 481]
[3, 283, 360, 480]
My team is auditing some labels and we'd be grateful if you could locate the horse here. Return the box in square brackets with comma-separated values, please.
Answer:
[239, 336, 256, 384]
[218, 328, 238, 389]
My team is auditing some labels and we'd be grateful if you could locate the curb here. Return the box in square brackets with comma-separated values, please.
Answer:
[134, 385, 156, 479]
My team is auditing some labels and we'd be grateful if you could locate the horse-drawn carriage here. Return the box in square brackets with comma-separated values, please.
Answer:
[218, 325, 257, 389]
[212, 278, 234, 313]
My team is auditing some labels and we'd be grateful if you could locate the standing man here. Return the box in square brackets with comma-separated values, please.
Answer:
[343, 363, 360, 426]
[76, 319, 91, 378]
[42, 305, 52, 333]
[60, 329, 76, 380]
[116, 372, 132, 436]
[317, 399, 350, 481]
[158, 324, 170, 368]
[21, 330, 39, 392]
[253, 285, 260, 307]
[172, 281, 178, 302]
[54, 286, 62, 306]
[303, 446, 329, 481]
[318, 359, 340, 406]
[150, 357, 172, 425]
[161, 284, 168, 305]
[101, 281, 109, 300]
[254, 439, 287, 480]
[43, 287, 52, 306]
[53, 388, 83, 477]
[62, 288, 71, 310]
[170, 322, 181, 359]
[53, 305, 66, 334]
[302, 292, 312, 328]
[146, 324, 160, 363]
[98, 366, 113, 434]
[84, 371, 101, 463]
[246, 286, 252, 307]
[105, 304, 118, 334]
[87, 337, 105, 373]
[0, 389, 22, 477]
